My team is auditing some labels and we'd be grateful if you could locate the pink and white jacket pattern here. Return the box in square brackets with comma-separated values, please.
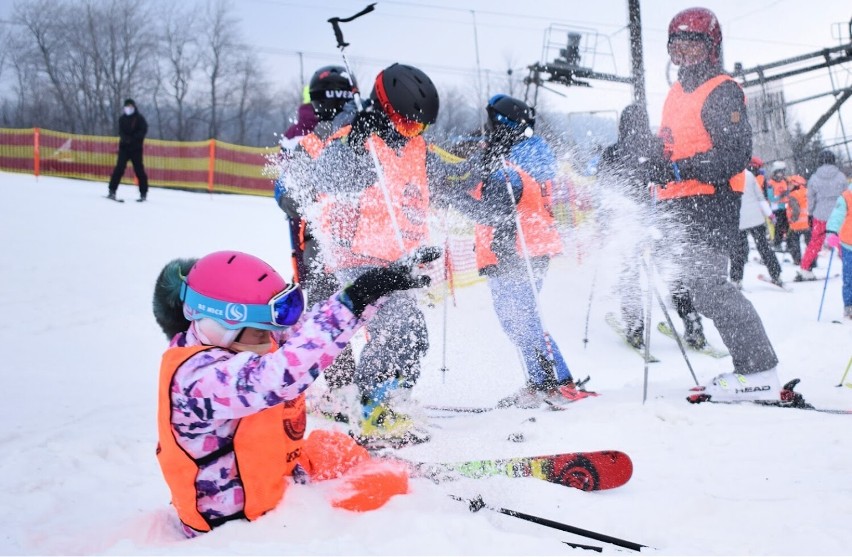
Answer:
[164, 293, 374, 527]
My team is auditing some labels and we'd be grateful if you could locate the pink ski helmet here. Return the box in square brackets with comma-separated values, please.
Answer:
[181, 251, 304, 338]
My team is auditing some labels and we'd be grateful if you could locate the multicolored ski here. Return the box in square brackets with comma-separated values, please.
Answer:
[400, 450, 633, 492]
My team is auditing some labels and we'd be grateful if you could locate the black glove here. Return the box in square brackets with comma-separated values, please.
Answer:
[342, 246, 443, 316]
[348, 109, 392, 150]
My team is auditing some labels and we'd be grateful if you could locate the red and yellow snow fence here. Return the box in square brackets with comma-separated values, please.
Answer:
[0, 127, 278, 197]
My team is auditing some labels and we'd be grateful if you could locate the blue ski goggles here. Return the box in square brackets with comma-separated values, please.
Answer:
[181, 282, 305, 329]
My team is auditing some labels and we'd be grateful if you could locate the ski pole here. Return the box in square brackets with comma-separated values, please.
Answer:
[450, 494, 648, 552]
[642, 261, 699, 386]
[327, 3, 407, 256]
[653, 282, 699, 386]
[440, 220, 455, 384]
[582, 267, 597, 349]
[836, 355, 852, 388]
[817, 247, 835, 321]
[642, 253, 653, 404]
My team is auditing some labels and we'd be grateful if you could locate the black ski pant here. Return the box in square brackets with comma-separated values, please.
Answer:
[786, 229, 805, 266]
[730, 224, 781, 281]
[108, 148, 148, 197]
[771, 209, 788, 248]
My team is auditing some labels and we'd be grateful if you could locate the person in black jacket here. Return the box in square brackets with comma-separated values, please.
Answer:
[107, 98, 149, 202]
[648, 7, 780, 403]
[598, 104, 707, 350]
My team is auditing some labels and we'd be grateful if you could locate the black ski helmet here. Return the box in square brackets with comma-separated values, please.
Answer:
[308, 65, 357, 121]
[486, 94, 535, 139]
[370, 63, 439, 126]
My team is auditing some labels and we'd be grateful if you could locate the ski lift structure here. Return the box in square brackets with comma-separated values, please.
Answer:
[522, 25, 634, 109]
[730, 17, 852, 166]
[522, 0, 647, 117]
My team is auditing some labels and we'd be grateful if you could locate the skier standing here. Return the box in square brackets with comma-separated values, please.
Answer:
[448, 94, 594, 407]
[649, 7, 781, 401]
[729, 167, 782, 287]
[825, 182, 852, 319]
[273, 65, 360, 418]
[766, 161, 790, 250]
[797, 150, 848, 281]
[310, 63, 465, 445]
[598, 103, 708, 350]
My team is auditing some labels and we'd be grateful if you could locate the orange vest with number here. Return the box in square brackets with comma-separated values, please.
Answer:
[786, 187, 809, 231]
[472, 163, 562, 270]
[657, 74, 746, 199]
[156, 344, 306, 532]
[839, 190, 852, 245]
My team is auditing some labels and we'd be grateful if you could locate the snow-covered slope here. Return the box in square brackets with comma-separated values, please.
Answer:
[1, 171, 849, 555]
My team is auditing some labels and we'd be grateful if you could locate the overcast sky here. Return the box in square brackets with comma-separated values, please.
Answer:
[2, 0, 850, 150]
[238, 0, 851, 149]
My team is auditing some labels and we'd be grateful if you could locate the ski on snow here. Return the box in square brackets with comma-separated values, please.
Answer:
[604, 312, 660, 363]
[385, 450, 634, 492]
[755, 274, 793, 292]
[656, 321, 729, 358]
[424, 377, 597, 416]
[687, 378, 852, 414]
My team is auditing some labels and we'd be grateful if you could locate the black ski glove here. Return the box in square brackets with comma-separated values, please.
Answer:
[348, 109, 392, 150]
[342, 246, 443, 316]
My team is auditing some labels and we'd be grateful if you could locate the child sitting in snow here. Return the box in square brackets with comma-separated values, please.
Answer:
[152, 247, 439, 536]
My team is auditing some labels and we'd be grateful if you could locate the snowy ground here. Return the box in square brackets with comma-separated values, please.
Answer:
[1, 171, 850, 556]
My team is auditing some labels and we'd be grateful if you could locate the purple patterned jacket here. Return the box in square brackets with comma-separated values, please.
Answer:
[164, 292, 374, 531]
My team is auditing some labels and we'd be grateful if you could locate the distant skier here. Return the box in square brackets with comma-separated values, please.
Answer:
[106, 98, 149, 202]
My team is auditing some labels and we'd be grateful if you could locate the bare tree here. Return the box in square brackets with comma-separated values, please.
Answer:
[199, 0, 240, 139]
[155, 1, 203, 140]
[9, 0, 156, 134]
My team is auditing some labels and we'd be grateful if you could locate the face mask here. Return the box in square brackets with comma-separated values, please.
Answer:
[123, 106, 135, 116]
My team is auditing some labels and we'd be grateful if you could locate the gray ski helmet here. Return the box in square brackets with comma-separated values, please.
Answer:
[370, 63, 439, 125]
[309, 65, 356, 120]
[487, 94, 535, 138]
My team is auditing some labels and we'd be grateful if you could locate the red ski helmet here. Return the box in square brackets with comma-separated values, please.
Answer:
[180, 251, 304, 346]
[750, 156, 764, 169]
[667, 7, 722, 65]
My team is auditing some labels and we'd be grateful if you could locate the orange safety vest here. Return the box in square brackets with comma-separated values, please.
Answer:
[299, 126, 350, 160]
[156, 344, 306, 532]
[786, 187, 809, 231]
[471, 163, 562, 270]
[755, 173, 765, 190]
[767, 178, 789, 204]
[839, 190, 852, 245]
[656, 74, 746, 199]
[345, 134, 430, 264]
